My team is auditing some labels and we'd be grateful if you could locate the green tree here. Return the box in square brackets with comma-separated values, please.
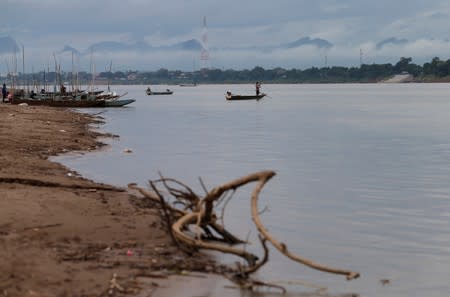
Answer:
[394, 57, 412, 73]
[156, 68, 169, 79]
[250, 66, 265, 81]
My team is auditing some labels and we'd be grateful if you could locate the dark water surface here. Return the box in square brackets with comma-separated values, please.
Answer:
[56, 83, 450, 297]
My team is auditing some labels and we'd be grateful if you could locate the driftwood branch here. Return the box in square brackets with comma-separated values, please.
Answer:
[149, 181, 185, 252]
[128, 169, 360, 294]
[248, 171, 360, 280]
[128, 182, 185, 216]
[243, 235, 269, 275]
[171, 212, 259, 265]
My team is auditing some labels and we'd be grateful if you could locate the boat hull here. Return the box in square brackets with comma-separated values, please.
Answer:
[146, 91, 173, 95]
[11, 98, 135, 108]
[104, 99, 136, 107]
[225, 94, 266, 101]
[11, 98, 106, 108]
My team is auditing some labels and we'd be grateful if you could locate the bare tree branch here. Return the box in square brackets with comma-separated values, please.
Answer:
[130, 169, 360, 296]
[249, 171, 360, 280]
[171, 212, 259, 265]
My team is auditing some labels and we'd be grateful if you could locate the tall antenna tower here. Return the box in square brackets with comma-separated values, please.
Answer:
[359, 48, 363, 66]
[200, 16, 210, 70]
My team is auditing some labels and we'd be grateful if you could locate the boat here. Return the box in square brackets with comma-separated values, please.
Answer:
[10, 97, 106, 108]
[146, 88, 173, 95]
[103, 98, 136, 107]
[10, 91, 135, 108]
[225, 92, 266, 101]
[11, 97, 135, 108]
[179, 83, 197, 87]
[147, 90, 173, 95]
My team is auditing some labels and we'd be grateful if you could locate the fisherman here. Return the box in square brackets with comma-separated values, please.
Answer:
[255, 81, 261, 95]
[2, 83, 7, 103]
[146, 86, 151, 94]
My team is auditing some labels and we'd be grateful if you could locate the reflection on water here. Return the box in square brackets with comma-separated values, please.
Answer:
[56, 83, 450, 297]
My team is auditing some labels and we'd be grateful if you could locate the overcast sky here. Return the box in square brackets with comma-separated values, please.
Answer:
[2, 0, 450, 71]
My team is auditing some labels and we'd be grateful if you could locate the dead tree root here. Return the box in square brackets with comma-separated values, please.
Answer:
[128, 170, 360, 292]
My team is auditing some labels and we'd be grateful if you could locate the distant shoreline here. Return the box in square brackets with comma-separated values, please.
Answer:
[96, 78, 450, 85]
[3, 56, 450, 86]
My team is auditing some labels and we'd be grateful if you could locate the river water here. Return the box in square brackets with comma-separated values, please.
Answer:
[56, 83, 450, 297]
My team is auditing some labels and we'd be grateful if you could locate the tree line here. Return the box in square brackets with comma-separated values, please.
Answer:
[3, 57, 450, 85]
[185, 57, 449, 84]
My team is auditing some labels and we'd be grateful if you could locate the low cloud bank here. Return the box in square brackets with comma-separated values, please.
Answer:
[1, 38, 450, 74]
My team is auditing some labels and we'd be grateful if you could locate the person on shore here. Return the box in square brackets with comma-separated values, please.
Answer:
[2, 83, 7, 103]
[60, 84, 66, 95]
[255, 81, 261, 95]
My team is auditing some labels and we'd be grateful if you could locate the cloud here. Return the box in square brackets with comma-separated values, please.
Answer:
[319, 2, 349, 14]
[381, 6, 450, 40]
[350, 39, 450, 65]
[2, 36, 450, 73]
[2, 0, 450, 71]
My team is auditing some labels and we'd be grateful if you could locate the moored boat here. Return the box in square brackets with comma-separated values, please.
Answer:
[10, 97, 106, 108]
[11, 97, 136, 108]
[8, 86, 137, 108]
[103, 98, 136, 107]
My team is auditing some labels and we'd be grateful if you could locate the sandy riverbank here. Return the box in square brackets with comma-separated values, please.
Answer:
[0, 103, 360, 297]
[0, 104, 218, 297]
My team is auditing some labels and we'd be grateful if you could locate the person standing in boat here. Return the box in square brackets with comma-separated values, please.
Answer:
[2, 83, 7, 103]
[255, 81, 261, 95]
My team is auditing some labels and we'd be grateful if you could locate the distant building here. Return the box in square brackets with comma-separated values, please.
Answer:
[382, 72, 413, 83]
[127, 73, 137, 81]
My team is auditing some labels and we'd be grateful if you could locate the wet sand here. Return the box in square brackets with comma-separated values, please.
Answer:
[0, 104, 215, 297]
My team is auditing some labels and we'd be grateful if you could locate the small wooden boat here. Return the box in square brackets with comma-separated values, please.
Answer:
[103, 98, 136, 107]
[225, 92, 266, 101]
[146, 89, 173, 95]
